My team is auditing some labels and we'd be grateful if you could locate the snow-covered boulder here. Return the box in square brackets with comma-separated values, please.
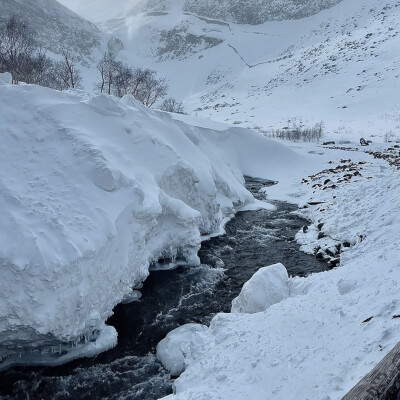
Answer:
[231, 263, 290, 313]
[0, 72, 12, 85]
[156, 324, 208, 376]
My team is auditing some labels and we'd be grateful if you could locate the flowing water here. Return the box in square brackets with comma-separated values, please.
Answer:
[0, 178, 328, 400]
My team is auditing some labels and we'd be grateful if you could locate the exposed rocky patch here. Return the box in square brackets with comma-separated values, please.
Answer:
[183, 0, 343, 25]
[297, 158, 372, 268]
[157, 24, 222, 61]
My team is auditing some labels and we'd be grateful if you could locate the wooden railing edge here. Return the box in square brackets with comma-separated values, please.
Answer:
[342, 341, 400, 400]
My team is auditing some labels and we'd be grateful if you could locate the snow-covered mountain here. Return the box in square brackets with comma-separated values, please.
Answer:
[0, 0, 102, 61]
[183, 0, 343, 24]
[61, 0, 400, 139]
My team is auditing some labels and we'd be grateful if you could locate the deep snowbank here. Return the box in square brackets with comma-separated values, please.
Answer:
[163, 155, 400, 400]
[0, 78, 304, 366]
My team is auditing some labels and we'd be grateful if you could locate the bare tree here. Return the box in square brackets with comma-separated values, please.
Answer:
[96, 54, 169, 108]
[131, 69, 168, 107]
[159, 98, 186, 114]
[130, 68, 153, 99]
[113, 62, 134, 98]
[51, 49, 82, 90]
[0, 15, 37, 83]
[29, 49, 53, 86]
[97, 52, 116, 94]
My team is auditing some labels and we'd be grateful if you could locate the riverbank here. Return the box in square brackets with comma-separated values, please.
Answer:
[164, 144, 400, 400]
[0, 179, 328, 399]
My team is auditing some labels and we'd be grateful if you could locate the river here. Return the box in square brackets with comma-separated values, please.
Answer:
[0, 177, 328, 400]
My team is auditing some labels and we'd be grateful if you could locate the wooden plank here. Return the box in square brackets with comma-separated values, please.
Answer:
[342, 342, 400, 400]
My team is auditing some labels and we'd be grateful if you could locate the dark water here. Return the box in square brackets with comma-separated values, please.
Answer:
[0, 178, 327, 400]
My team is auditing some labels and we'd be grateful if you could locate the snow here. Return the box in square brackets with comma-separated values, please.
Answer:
[1, 0, 399, 396]
[231, 263, 289, 314]
[64, 0, 400, 141]
[156, 323, 208, 376]
[163, 149, 400, 400]
[0, 80, 307, 366]
[0, 73, 12, 85]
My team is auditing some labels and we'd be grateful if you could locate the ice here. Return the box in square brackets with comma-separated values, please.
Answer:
[156, 324, 208, 376]
[121, 290, 142, 304]
[231, 263, 290, 314]
[0, 325, 117, 371]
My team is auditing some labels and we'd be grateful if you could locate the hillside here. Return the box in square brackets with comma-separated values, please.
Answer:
[62, 0, 399, 140]
[0, 0, 102, 61]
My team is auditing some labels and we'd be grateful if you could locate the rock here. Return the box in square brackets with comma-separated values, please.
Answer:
[328, 258, 340, 268]
[316, 250, 326, 261]
[231, 263, 289, 314]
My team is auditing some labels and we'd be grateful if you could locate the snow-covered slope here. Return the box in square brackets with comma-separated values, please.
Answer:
[163, 150, 400, 400]
[62, 0, 400, 140]
[0, 76, 308, 368]
[0, 0, 101, 61]
[183, 0, 343, 24]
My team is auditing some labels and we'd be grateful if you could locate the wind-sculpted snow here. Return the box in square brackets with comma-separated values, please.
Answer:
[183, 0, 343, 24]
[0, 78, 303, 367]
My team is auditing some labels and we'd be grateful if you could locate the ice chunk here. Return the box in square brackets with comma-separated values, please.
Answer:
[156, 323, 208, 376]
[231, 263, 289, 313]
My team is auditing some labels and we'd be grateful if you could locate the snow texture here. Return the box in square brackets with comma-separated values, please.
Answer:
[0, 80, 304, 365]
[231, 263, 289, 314]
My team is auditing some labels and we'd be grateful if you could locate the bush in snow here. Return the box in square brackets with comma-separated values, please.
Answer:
[262, 120, 324, 142]
[159, 98, 186, 114]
